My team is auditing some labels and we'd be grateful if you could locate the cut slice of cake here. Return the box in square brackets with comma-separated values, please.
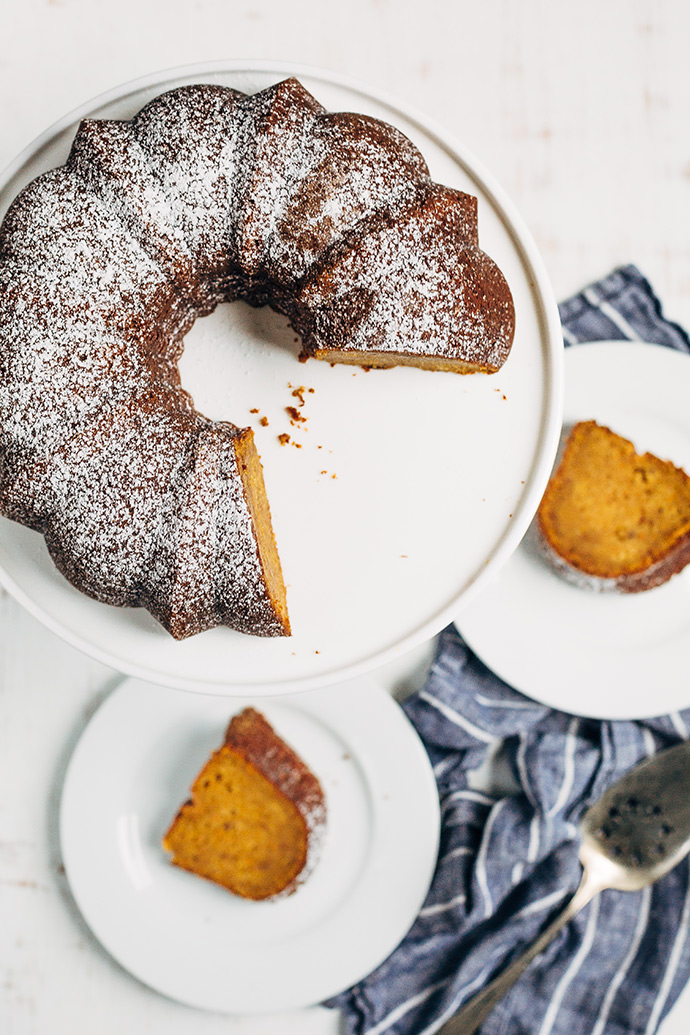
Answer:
[146, 422, 291, 640]
[162, 708, 326, 900]
[295, 184, 513, 375]
[536, 420, 690, 592]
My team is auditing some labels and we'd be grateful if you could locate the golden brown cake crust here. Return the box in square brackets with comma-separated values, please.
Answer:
[536, 420, 690, 592]
[162, 707, 326, 900]
[224, 707, 326, 820]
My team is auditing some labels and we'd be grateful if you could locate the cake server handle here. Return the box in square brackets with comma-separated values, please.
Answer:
[436, 874, 598, 1034]
[438, 738, 690, 1034]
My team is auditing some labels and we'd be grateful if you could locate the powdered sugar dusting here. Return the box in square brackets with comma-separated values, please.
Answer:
[298, 183, 514, 371]
[0, 77, 515, 637]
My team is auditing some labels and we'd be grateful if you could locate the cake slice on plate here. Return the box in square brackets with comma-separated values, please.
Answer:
[536, 420, 690, 592]
[163, 708, 326, 900]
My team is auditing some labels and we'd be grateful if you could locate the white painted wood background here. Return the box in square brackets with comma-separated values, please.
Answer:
[1, 1, 689, 1032]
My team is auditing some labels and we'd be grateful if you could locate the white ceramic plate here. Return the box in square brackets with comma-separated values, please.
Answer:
[0, 60, 562, 693]
[59, 675, 440, 1013]
[456, 341, 690, 720]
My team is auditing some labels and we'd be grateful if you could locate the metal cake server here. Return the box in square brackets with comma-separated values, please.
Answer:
[438, 739, 690, 1035]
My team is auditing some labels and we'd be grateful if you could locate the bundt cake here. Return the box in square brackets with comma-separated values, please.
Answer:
[536, 420, 690, 592]
[162, 707, 326, 900]
[0, 77, 515, 638]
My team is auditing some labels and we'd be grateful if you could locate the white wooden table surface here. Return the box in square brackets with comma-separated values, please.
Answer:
[1, 1, 689, 1033]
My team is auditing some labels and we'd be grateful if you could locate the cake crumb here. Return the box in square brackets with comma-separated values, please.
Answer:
[289, 385, 312, 407]
[278, 433, 291, 446]
[286, 405, 307, 424]
[259, 416, 269, 427]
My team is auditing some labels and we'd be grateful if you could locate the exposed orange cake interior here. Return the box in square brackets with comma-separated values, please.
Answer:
[536, 420, 690, 592]
[162, 707, 326, 900]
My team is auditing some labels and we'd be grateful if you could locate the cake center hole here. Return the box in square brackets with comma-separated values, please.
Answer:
[178, 300, 303, 423]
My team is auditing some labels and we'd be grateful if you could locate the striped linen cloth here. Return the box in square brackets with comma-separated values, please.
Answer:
[327, 266, 690, 1035]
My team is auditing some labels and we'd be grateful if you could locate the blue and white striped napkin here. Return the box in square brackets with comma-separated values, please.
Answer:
[327, 266, 690, 1035]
